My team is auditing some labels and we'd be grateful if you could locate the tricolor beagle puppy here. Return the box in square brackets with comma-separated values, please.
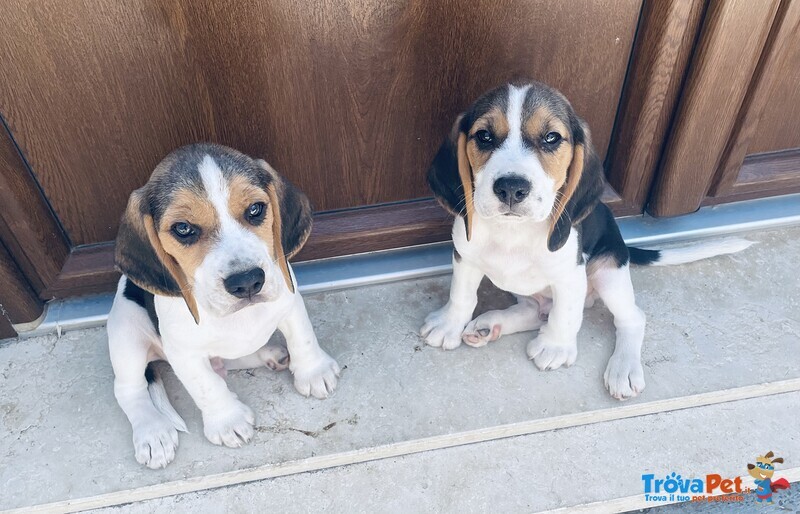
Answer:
[422, 82, 751, 399]
[107, 143, 339, 469]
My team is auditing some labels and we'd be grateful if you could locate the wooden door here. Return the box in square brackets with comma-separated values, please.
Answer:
[648, 0, 800, 215]
[1, 0, 652, 330]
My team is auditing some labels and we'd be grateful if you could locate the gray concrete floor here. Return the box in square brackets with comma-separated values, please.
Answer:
[90, 391, 800, 514]
[1, 225, 799, 512]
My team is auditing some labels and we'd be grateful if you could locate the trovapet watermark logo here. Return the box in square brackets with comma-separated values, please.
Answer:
[642, 450, 791, 505]
[641, 472, 749, 503]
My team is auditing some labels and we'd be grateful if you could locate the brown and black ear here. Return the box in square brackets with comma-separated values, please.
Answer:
[257, 161, 313, 293]
[547, 114, 605, 252]
[115, 187, 200, 323]
[772, 457, 784, 464]
[427, 114, 475, 240]
[747, 464, 755, 470]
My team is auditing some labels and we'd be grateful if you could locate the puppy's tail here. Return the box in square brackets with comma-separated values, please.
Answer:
[145, 363, 188, 432]
[628, 238, 754, 266]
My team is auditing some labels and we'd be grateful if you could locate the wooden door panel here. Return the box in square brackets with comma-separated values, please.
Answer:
[647, 0, 782, 217]
[705, 0, 800, 202]
[1, 0, 640, 248]
[0, 1, 217, 246]
[649, 0, 800, 214]
[179, 0, 641, 210]
[606, 0, 706, 211]
[0, 121, 70, 295]
[0, 240, 43, 338]
[747, 33, 800, 154]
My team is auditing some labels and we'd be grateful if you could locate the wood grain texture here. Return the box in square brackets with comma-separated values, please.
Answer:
[710, 0, 800, 195]
[0, 240, 43, 328]
[0, 0, 640, 246]
[647, 0, 781, 217]
[704, 148, 800, 205]
[0, 1, 217, 247]
[40, 244, 119, 299]
[0, 118, 70, 294]
[606, 0, 706, 209]
[293, 200, 453, 262]
[748, 12, 800, 154]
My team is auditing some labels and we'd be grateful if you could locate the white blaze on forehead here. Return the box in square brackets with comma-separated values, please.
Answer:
[505, 84, 532, 148]
[198, 155, 234, 226]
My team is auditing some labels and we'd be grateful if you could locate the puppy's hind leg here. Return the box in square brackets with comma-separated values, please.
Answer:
[462, 296, 544, 347]
[108, 279, 185, 469]
[592, 262, 646, 400]
[223, 343, 291, 372]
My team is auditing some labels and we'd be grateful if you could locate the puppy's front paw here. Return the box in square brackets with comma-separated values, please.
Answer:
[604, 353, 645, 400]
[132, 417, 179, 469]
[527, 332, 577, 370]
[461, 315, 502, 348]
[420, 307, 468, 350]
[292, 352, 340, 399]
[203, 400, 255, 448]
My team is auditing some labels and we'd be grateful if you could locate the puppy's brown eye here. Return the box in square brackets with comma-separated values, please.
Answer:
[543, 132, 562, 145]
[475, 129, 494, 149]
[246, 202, 266, 225]
[171, 222, 199, 244]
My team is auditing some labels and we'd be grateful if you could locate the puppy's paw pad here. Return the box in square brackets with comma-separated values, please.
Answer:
[604, 354, 646, 400]
[259, 344, 290, 371]
[203, 400, 255, 448]
[132, 418, 179, 469]
[420, 308, 468, 350]
[527, 334, 577, 371]
[293, 352, 340, 399]
[462, 319, 501, 348]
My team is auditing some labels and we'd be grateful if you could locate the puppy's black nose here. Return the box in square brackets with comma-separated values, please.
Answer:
[224, 268, 265, 299]
[493, 176, 531, 207]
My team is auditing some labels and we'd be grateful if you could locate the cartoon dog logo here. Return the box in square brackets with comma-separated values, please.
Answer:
[747, 451, 790, 503]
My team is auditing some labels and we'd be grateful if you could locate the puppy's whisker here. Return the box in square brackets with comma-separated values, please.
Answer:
[553, 193, 572, 226]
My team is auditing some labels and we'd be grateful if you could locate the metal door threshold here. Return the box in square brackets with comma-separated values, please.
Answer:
[12, 192, 800, 338]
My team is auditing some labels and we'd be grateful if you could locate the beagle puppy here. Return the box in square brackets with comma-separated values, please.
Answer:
[422, 82, 751, 400]
[107, 143, 339, 469]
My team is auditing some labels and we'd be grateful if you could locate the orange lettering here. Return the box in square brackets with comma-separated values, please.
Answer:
[706, 474, 721, 493]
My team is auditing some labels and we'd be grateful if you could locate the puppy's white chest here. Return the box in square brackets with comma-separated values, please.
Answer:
[480, 245, 565, 295]
[156, 294, 293, 359]
[455, 217, 578, 295]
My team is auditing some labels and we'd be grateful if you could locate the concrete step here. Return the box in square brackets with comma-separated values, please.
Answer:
[1, 225, 798, 512]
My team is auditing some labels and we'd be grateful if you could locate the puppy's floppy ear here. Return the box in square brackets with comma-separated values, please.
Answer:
[115, 187, 200, 323]
[257, 160, 312, 293]
[428, 114, 475, 240]
[547, 115, 605, 252]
